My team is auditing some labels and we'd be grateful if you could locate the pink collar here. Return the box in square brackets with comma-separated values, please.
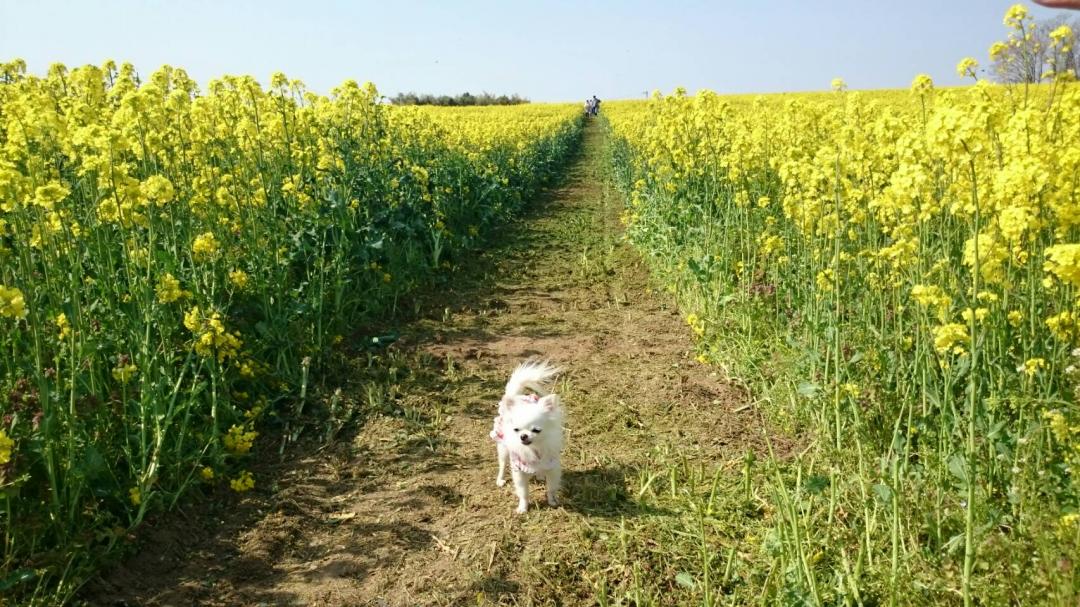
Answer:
[511, 449, 557, 473]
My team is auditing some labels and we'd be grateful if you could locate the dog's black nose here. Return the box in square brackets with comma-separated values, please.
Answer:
[520, 434, 531, 444]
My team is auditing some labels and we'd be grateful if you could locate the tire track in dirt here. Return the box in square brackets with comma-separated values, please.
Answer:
[84, 120, 773, 606]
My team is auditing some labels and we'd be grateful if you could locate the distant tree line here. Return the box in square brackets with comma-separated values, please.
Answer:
[389, 91, 529, 106]
[991, 12, 1079, 83]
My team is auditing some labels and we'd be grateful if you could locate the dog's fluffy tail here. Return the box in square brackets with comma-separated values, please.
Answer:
[504, 360, 560, 397]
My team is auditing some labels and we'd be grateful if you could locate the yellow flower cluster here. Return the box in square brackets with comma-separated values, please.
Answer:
[1044, 244, 1080, 289]
[183, 306, 242, 362]
[192, 232, 220, 262]
[155, 273, 184, 304]
[1020, 357, 1047, 377]
[228, 269, 249, 290]
[933, 324, 970, 355]
[956, 57, 979, 79]
[223, 424, 257, 455]
[911, 285, 952, 316]
[1046, 311, 1076, 342]
[111, 362, 139, 385]
[685, 313, 705, 336]
[0, 286, 27, 319]
[815, 269, 835, 294]
[56, 312, 71, 339]
[140, 175, 175, 205]
[0, 430, 13, 465]
[230, 470, 255, 493]
[1043, 407, 1080, 478]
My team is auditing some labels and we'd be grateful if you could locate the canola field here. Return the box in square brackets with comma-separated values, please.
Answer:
[3, 4, 1080, 604]
[0, 59, 581, 600]
[604, 15, 1080, 605]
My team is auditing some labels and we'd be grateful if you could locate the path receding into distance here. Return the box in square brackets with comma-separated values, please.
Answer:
[86, 119, 774, 606]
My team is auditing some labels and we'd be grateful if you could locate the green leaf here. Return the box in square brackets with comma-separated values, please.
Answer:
[872, 482, 893, 506]
[79, 444, 107, 480]
[948, 454, 969, 486]
[675, 571, 696, 589]
[0, 568, 37, 592]
[797, 381, 820, 398]
[804, 475, 829, 495]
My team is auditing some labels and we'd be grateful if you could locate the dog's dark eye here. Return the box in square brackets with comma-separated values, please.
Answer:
[532, 428, 542, 433]
[513, 428, 520, 432]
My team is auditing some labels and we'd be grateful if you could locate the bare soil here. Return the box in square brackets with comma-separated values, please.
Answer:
[82, 121, 775, 606]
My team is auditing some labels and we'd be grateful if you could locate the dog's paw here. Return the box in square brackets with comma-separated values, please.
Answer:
[515, 503, 528, 514]
[496, 478, 506, 487]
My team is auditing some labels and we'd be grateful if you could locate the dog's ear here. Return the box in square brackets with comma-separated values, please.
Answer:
[498, 395, 514, 414]
[539, 394, 560, 412]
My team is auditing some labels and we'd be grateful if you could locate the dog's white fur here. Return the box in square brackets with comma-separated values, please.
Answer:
[492, 360, 563, 513]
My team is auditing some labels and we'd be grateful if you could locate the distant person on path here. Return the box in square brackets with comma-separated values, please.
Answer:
[590, 95, 601, 116]
[584, 98, 593, 117]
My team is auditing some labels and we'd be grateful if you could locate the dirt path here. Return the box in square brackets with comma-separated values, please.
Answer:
[85, 120, 767, 606]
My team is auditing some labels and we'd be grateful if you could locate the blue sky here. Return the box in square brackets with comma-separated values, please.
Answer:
[0, 1, 1071, 101]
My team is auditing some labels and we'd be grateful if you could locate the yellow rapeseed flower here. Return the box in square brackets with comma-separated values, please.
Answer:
[1004, 4, 1027, 27]
[56, 312, 71, 339]
[815, 269, 835, 293]
[229, 269, 250, 290]
[0, 286, 27, 319]
[0, 430, 13, 465]
[156, 273, 183, 304]
[230, 470, 255, 493]
[33, 182, 70, 210]
[910, 74, 934, 95]
[140, 175, 175, 205]
[112, 363, 138, 385]
[1044, 409, 1069, 443]
[1020, 358, 1046, 377]
[956, 57, 979, 79]
[933, 323, 969, 355]
[1043, 244, 1080, 289]
[989, 41, 1009, 61]
[685, 313, 705, 336]
[223, 424, 258, 455]
[961, 307, 990, 324]
[1046, 310, 1076, 342]
[192, 232, 220, 261]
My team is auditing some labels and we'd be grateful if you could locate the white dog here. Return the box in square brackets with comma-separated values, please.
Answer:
[490, 360, 563, 513]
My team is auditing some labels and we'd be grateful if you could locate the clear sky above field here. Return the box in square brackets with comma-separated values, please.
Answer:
[0, 0, 1070, 102]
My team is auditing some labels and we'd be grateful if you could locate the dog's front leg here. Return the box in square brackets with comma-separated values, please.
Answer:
[511, 469, 530, 513]
[545, 465, 561, 506]
[496, 444, 508, 487]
